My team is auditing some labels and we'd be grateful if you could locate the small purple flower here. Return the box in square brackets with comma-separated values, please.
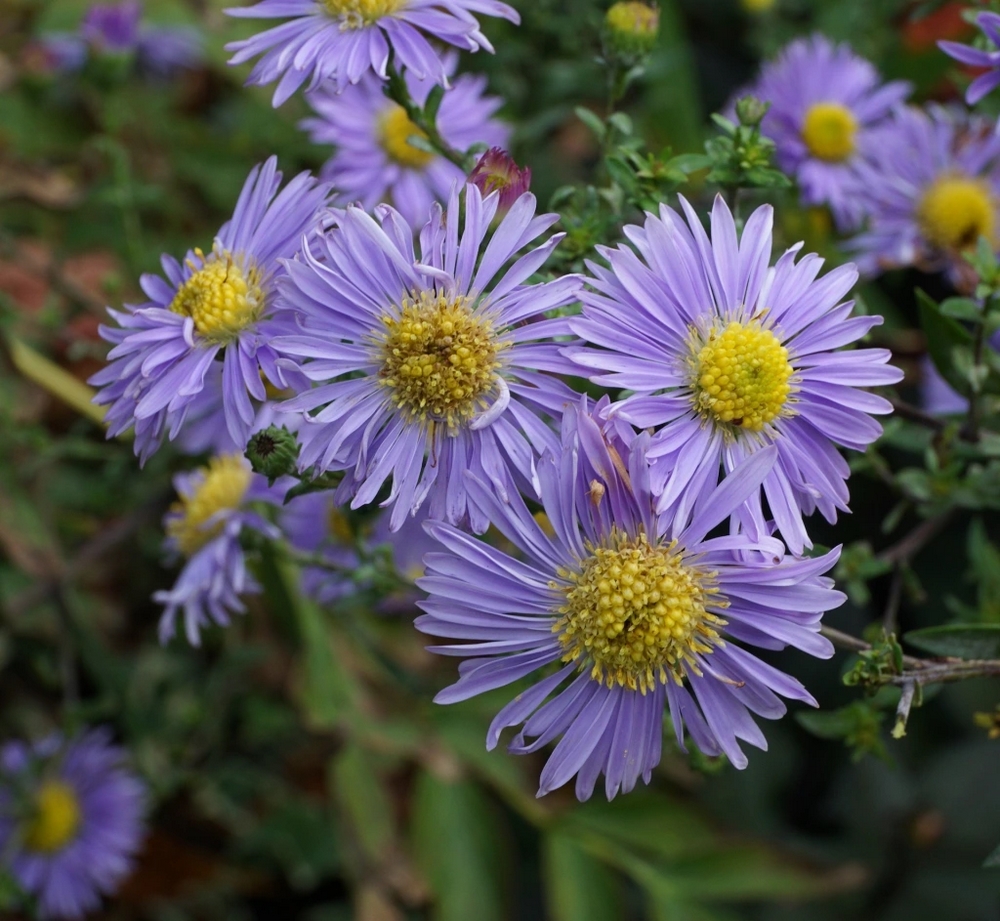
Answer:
[416, 403, 843, 799]
[0, 729, 146, 920]
[569, 195, 901, 555]
[90, 157, 332, 463]
[274, 184, 582, 533]
[940, 12, 1000, 105]
[468, 147, 532, 213]
[848, 105, 1000, 282]
[225, 0, 519, 107]
[747, 34, 910, 230]
[81, 1, 141, 51]
[154, 454, 281, 644]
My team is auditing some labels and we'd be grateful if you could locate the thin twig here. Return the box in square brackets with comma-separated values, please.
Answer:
[887, 397, 946, 433]
[877, 510, 955, 566]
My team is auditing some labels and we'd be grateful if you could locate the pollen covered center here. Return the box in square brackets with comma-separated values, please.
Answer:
[169, 250, 265, 344]
[801, 102, 858, 162]
[692, 320, 793, 431]
[167, 454, 252, 557]
[555, 530, 725, 693]
[322, 0, 405, 27]
[377, 291, 504, 430]
[917, 175, 996, 251]
[379, 105, 434, 169]
[23, 781, 82, 854]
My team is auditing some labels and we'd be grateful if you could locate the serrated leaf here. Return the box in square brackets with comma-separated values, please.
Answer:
[904, 623, 1000, 658]
[543, 831, 622, 921]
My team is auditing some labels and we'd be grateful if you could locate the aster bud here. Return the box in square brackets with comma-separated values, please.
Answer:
[468, 148, 532, 212]
[735, 95, 770, 128]
[245, 425, 300, 482]
[604, 2, 659, 58]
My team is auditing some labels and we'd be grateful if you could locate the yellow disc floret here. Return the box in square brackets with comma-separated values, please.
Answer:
[322, 0, 404, 26]
[692, 319, 793, 432]
[801, 102, 858, 162]
[379, 105, 434, 169]
[23, 781, 82, 854]
[169, 250, 265, 344]
[555, 530, 725, 693]
[916, 174, 996, 252]
[167, 454, 252, 557]
[377, 291, 506, 430]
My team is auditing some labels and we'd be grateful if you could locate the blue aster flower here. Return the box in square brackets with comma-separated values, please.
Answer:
[0, 729, 146, 920]
[89, 157, 331, 463]
[225, 0, 519, 107]
[746, 34, 910, 230]
[154, 454, 281, 644]
[415, 403, 843, 800]
[940, 12, 1000, 105]
[273, 184, 582, 533]
[568, 195, 902, 555]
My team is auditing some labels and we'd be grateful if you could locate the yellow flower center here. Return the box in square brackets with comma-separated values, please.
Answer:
[555, 530, 725, 693]
[740, 0, 776, 12]
[801, 102, 858, 162]
[916, 175, 996, 252]
[377, 291, 505, 431]
[692, 319, 793, 432]
[23, 781, 82, 854]
[605, 1, 659, 37]
[167, 454, 252, 557]
[378, 105, 434, 170]
[168, 250, 265, 344]
[322, 0, 404, 26]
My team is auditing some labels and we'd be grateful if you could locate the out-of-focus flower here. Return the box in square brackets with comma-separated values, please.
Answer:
[0, 729, 146, 920]
[224, 0, 519, 107]
[569, 195, 901, 555]
[468, 147, 531, 213]
[90, 157, 331, 463]
[416, 403, 843, 799]
[939, 12, 1000, 104]
[301, 59, 506, 226]
[603, 1, 659, 57]
[273, 184, 582, 533]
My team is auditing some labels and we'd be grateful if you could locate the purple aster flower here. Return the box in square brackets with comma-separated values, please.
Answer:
[154, 454, 281, 644]
[274, 184, 582, 533]
[848, 106, 1000, 283]
[746, 35, 910, 230]
[415, 403, 843, 799]
[468, 147, 532, 213]
[224, 0, 519, 107]
[89, 157, 332, 463]
[81, 1, 142, 52]
[568, 195, 902, 555]
[0, 729, 146, 920]
[940, 12, 1000, 105]
[135, 24, 203, 77]
[301, 59, 507, 226]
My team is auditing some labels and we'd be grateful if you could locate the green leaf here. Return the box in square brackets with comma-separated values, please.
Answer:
[330, 744, 395, 863]
[916, 288, 974, 397]
[938, 297, 984, 323]
[574, 106, 606, 140]
[423, 84, 445, 125]
[543, 831, 622, 921]
[983, 843, 1000, 868]
[607, 112, 633, 137]
[904, 623, 1000, 658]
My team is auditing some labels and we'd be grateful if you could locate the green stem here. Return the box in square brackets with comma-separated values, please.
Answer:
[383, 63, 468, 170]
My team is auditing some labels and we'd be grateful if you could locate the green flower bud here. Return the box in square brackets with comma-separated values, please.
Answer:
[245, 425, 300, 482]
[604, 2, 659, 57]
[735, 95, 770, 128]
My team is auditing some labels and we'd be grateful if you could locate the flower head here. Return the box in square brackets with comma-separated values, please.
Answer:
[603, 1, 659, 57]
[468, 147, 532, 213]
[748, 35, 910, 229]
[569, 195, 902, 555]
[90, 157, 332, 462]
[848, 106, 1000, 282]
[415, 403, 843, 799]
[0, 729, 146, 920]
[939, 12, 1000, 105]
[302, 60, 507, 226]
[224, 0, 519, 106]
[274, 184, 582, 532]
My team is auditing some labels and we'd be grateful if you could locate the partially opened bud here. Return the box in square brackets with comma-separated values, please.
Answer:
[604, 1, 659, 57]
[468, 148, 532, 212]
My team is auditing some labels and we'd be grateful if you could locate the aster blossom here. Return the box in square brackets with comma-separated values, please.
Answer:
[274, 184, 582, 533]
[90, 157, 331, 462]
[939, 12, 1000, 105]
[849, 105, 1000, 283]
[415, 403, 843, 800]
[747, 34, 910, 230]
[301, 58, 507, 226]
[155, 454, 281, 645]
[224, 0, 519, 106]
[0, 729, 146, 920]
[569, 195, 902, 555]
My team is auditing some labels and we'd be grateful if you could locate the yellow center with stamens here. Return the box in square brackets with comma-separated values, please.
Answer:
[801, 102, 858, 162]
[916, 175, 996, 251]
[167, 454, 252, 557]
[379, 105, 434, 169]
[23, 781, 82, 854]
[377, 291, 505, 430]
[168, 251, 265, 344]
[555, 531, 725, 693]
[692, 320, 793, 432]
[322, 0, 404, 26]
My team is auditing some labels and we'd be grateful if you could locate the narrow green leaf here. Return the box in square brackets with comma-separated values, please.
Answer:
[904, 623, 1000, 659]
[916, 288, 973, 397]
[423, 84, 445, 125]
[543, 831, 622, 921]
[330, 743, 395, 862]
[939, 297, 984, 322]
[574, 106, 606, 140]
[983, 843, 1000, 868]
